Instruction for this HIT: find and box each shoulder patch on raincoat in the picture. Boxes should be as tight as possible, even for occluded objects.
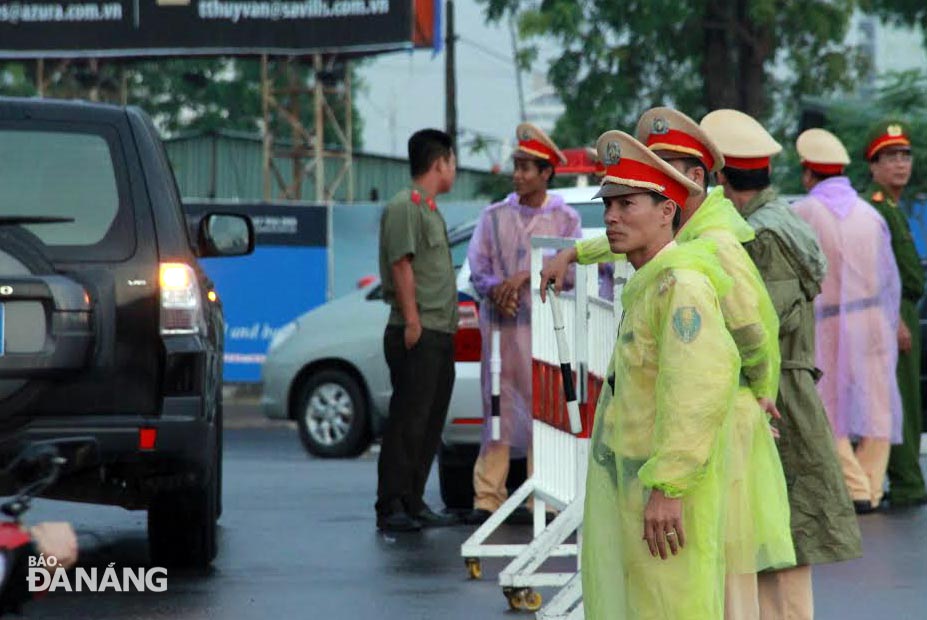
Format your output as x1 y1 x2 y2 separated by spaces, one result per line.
672 306 702 343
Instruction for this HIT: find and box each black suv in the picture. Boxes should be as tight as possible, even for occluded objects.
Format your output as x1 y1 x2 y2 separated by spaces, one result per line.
0 98 253 568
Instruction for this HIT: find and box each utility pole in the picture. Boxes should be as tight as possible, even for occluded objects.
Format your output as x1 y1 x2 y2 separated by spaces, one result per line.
509 15 526 122
445 0 458 152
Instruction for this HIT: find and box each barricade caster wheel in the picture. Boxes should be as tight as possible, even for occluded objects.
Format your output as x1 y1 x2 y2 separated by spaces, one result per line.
504 588 522 611
522 589 543 612
465 558 482 580
504 587 542 611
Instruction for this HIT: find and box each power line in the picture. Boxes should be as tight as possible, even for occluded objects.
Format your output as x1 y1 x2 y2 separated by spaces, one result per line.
457 36 517 67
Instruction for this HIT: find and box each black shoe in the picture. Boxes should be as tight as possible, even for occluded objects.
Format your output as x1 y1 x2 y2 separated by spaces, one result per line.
411 506 458 528
853 500 876 515
463 509 492 525
377 510 422 532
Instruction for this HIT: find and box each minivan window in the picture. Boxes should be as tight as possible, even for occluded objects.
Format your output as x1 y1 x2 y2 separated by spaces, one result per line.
0 129 126 252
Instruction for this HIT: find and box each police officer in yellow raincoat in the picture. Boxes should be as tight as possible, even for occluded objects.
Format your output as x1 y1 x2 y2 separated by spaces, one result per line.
579 130 740 619
543 109 795 617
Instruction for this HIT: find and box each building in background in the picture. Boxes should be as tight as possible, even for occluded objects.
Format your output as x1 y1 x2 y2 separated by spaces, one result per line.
850 15 927 83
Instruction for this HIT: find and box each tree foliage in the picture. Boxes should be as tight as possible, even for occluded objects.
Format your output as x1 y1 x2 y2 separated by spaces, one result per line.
480 0 869 148
780 70 927 198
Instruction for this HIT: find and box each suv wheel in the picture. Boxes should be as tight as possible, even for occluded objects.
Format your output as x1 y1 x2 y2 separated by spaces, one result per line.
148 435 219 568
295 369 369 458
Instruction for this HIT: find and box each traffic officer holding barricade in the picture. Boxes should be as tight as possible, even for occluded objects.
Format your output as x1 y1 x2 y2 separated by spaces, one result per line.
581 129 740 619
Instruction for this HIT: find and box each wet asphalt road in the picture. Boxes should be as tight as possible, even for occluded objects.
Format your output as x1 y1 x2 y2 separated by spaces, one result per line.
15 404 927 619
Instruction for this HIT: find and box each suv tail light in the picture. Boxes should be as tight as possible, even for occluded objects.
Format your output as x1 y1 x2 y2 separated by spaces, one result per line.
453 301 481 362
159 263 203 335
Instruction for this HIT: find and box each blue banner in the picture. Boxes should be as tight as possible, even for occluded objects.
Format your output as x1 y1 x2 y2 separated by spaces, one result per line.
186 201 329 382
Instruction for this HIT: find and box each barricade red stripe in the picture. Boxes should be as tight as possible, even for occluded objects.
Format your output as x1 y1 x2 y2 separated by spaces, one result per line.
531 359 603 438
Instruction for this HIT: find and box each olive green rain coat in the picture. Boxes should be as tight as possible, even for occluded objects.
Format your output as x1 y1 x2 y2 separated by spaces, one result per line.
577 188 795 574
867 184 927 505
582 239 739 620
742 188 862 565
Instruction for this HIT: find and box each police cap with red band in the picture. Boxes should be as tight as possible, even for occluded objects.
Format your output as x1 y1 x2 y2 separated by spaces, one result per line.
592 130 703 208
635 107 725 173
700 109 782 171
864 120 911 161
514 122 568 167
796 128 850 176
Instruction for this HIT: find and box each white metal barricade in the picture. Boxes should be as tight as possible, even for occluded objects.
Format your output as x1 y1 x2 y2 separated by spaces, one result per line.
460 235 630 615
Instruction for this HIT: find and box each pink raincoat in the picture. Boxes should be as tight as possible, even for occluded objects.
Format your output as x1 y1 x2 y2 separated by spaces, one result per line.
793 177 903 442
467 192 581 456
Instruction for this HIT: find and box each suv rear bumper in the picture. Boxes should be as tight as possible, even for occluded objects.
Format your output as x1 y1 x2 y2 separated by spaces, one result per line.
4 396 215 509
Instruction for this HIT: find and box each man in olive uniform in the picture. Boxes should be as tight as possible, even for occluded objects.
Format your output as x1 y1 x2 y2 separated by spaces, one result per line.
701 109 862 620
376 129 459 532
866 120 927 508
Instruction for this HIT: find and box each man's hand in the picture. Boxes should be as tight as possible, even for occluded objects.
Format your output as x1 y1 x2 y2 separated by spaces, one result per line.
29 522 78 570
899 322 913 354
491 271 530 317
539 248 577 302
404 321 422 350
642 489 686 560
757 397 781 420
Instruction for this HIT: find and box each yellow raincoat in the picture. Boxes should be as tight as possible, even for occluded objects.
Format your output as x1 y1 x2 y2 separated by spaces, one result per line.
577 188 795 575
582 239 739 620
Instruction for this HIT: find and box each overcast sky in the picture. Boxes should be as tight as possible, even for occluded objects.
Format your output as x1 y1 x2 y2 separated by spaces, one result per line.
356 1 550 170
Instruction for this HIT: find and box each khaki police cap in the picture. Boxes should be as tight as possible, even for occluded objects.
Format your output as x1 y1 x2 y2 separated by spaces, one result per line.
514 122 568 166
592 130 703 207
796 128 850 167
635 107 725 173
700 109 782 169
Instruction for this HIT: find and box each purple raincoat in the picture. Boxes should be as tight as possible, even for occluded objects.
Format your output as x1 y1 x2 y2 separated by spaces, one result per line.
467 192 581 456
793 177 903 442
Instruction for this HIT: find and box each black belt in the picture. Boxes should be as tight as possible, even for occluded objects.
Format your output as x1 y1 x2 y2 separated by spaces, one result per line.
816 295 882 320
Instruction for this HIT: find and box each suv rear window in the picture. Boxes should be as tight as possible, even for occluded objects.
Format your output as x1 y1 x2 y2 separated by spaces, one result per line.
0 126 135 261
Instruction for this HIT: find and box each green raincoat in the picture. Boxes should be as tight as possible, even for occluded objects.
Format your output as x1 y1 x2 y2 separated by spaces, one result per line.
582 239 739 620
741 187 862 565
577 188 795 574
867 183 927 505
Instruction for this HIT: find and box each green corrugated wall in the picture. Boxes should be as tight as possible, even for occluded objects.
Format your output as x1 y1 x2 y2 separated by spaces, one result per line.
164 130 493 203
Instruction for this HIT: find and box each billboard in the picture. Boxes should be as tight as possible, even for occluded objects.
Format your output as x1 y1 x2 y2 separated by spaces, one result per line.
0 0 439 58
185 201 330 382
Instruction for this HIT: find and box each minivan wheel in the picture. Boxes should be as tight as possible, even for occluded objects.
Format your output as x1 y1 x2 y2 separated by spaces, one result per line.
295 369 370 458
148 438 219 568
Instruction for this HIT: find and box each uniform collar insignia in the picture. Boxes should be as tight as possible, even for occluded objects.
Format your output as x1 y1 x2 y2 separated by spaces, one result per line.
411 189 436 211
